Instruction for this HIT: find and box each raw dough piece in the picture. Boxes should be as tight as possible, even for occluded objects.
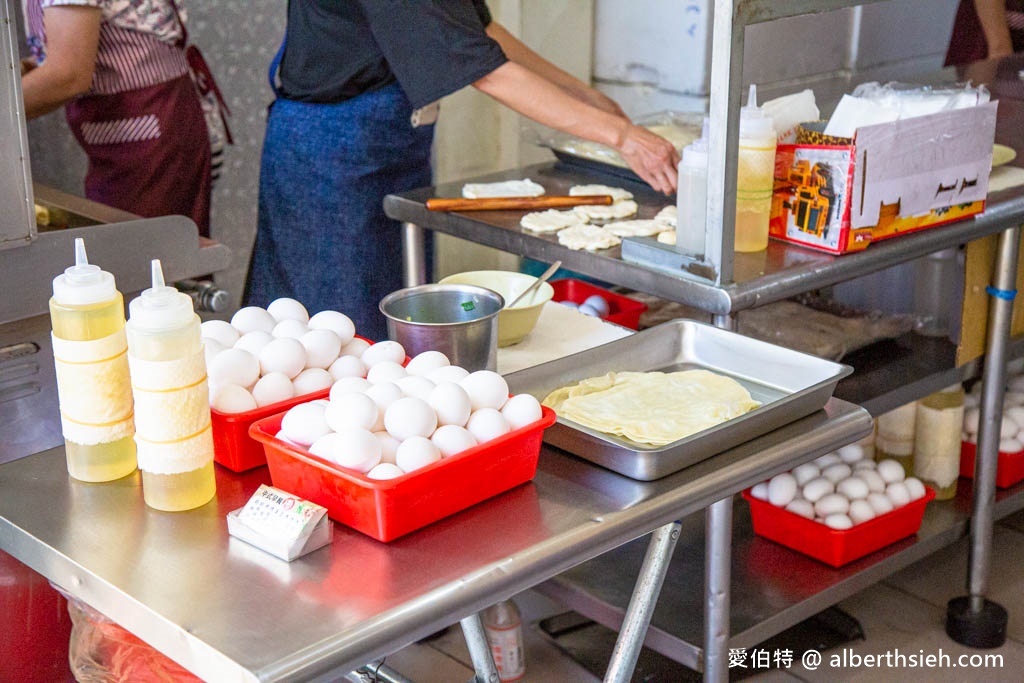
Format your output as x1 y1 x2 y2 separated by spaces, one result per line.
604 219 664 237
462 178 545 199
573 199 638 221
543 369 760 447
557 224 622 251
657 230 676 245
654 205 677 227
520 209 588 234
569 184 634 202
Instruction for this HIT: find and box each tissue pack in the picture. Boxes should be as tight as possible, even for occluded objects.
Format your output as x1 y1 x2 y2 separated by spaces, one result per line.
769 102 997 254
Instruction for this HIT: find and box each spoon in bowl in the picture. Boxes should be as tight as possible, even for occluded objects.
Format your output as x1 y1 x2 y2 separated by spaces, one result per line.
506 260 562 309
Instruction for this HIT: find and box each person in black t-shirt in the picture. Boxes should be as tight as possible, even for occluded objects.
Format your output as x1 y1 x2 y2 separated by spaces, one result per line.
245 1 678 340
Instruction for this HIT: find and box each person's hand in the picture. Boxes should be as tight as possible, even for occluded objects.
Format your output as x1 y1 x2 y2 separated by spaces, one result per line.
617 124 680 195
20 58 37 76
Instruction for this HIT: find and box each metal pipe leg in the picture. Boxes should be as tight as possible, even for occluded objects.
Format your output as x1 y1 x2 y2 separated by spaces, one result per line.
603 521 682 683
402 222 427 287
459 613 500 683
704 496 733 683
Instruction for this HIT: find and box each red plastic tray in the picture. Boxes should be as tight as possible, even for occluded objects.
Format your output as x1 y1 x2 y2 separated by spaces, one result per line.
742 486 935 567
549 279 647 330
960 441 1024 489
249 406 557 542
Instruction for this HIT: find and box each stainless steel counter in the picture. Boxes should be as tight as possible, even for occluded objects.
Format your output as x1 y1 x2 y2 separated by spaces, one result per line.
0 399 869 682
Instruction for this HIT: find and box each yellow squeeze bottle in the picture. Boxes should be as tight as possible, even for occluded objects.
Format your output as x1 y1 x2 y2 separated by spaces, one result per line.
126 260 216 511
735 84 777 253
50 238 137 481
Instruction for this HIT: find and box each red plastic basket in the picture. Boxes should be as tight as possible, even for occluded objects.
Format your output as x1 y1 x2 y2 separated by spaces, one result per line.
549 279 647 329
250 406 557 542
742 486 935 567
960 441 1024 489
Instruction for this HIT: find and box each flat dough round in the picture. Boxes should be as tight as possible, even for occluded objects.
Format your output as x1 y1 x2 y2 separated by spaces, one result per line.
573 199 638 221
462 178 545 199
557 224 621 251
657 229 676 245
993 144 1017 168
654 205 677 227
569 184 634 202
520 209 588 233
604 219 664 237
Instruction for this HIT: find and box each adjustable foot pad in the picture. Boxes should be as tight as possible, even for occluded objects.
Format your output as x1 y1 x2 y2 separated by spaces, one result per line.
946 596 1008 648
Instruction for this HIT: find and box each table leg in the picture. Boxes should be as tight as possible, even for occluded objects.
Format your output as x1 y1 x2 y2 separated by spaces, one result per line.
459 613 500 683
703 496 733 682
947 225 1019 648
603 521 682 683
402 222 427 287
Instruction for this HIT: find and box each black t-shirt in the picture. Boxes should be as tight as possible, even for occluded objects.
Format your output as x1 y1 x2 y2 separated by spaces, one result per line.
280 0 509 108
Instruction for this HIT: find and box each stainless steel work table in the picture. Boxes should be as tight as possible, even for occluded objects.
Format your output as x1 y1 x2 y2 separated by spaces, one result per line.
0 400 869 682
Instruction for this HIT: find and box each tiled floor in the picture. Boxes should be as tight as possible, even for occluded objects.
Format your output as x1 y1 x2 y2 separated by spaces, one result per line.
380 509 1024 682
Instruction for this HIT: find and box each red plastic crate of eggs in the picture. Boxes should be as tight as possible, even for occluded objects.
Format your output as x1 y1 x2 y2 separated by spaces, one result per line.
959 397 1024 489
744 450 934 567
549 279 647 330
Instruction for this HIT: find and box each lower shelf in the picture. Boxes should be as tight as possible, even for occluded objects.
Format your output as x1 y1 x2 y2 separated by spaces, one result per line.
536 478 1024 672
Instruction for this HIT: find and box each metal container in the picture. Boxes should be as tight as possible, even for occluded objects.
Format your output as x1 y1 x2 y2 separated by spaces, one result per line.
505 319 851 480
379 284 504 371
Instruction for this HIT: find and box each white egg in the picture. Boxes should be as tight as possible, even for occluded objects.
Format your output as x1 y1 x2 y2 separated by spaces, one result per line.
272 319 309 339
791 463 820 487
200 319 239 348
231 306 276 335
857 469 887 494
1001 437 1022 453
210 384 257 414
267 297 309 323
965 431 978 444
209 348 261 387
802 477 835 503
202 338 226 368
1006 391 1024 406
251 372 295 407
814 452 842 469
274 430 300 447
367 463 405 480
329 355 368 381
405 350 451 377
427 382 472 427
876 459 906 484
280 402 331 446
329 376 371 400
366 381 404 415
300 329 343 370
866 492 895 516
339 337 371 358
308 310 356 345
577 304 600 317
396 375 437 401
836 476 870 500
259 337 307 379
904 476 927 500
501 394 544 431
234 330 274 357
837 444 865 464
460 371 509 411
853 458 878 471
824 514 853 530
361 340 406 367
384 397 437 440
431 425 479 458
428 364 470 385
814 493 850 518
466 408 511 443
1000 416 1019 439
785 499 815 519
964 393 979 409
886 481 911 508
1009 374 1024 392
767 473 798 507
848 500 876 525
373 431 402 464
325 392 380 432
367 360 408 384
292 368 333 396
559 300 579 310
822 463 853 484
582 294 610 317
1007 406 1024 429
317 427 381 473
395 436 442 473
749 482 770 501
963 407 981 434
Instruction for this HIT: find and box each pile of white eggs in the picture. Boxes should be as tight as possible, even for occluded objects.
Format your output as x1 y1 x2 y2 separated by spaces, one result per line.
202 298 375 413
558 294 610 318
275 349 544 481
749 444 928 530
961 375 1024 453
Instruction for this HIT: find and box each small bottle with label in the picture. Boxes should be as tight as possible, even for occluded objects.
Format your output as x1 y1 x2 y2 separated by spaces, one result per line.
49 238 136 482
126 260 216 511
735 84 777 253
875 401 916 476
676 117 710 258
914 383 965 500
483 599 525 682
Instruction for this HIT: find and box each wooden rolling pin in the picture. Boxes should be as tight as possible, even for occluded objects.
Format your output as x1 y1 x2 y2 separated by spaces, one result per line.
425 194 613 212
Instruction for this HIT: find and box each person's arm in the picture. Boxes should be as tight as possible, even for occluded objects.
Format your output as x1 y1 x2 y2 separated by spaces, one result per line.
473 61 679 194
21 5 101 119
975 0 1014 58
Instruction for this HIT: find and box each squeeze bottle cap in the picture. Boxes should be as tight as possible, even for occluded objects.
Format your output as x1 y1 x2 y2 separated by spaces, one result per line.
128 259 196 331
680 116 710 170
52 238 118 305
739 84 775 139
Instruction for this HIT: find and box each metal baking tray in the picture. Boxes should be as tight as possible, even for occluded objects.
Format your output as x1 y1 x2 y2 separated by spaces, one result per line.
505 319 852 480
